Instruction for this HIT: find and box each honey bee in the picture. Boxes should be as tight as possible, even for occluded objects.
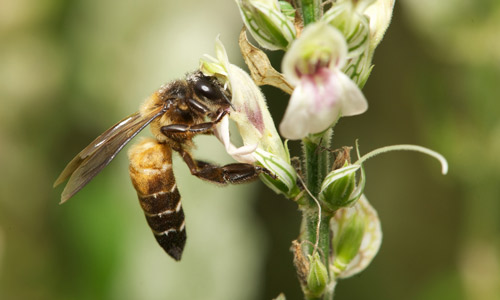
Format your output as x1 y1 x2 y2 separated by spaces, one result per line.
54 71 271 261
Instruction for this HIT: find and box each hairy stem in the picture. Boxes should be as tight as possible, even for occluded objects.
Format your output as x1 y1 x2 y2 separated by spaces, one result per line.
303 132 331 199
300 131 336 300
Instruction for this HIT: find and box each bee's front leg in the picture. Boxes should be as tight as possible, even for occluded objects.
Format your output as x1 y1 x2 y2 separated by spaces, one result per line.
178 149 273 184
160 109 228 135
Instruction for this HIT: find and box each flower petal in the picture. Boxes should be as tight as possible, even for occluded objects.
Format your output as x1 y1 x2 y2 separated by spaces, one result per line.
282 22 348 85
280 68 353 139
202 37 288 162
214 115 258 163
279 83 315 140
336 70 368 116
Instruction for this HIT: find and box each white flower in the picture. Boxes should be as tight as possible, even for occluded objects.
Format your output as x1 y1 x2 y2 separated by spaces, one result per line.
280 22 368 140
200 38 298 196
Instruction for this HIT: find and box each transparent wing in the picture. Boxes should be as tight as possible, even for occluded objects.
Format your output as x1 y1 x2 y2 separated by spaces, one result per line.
54 106 166 203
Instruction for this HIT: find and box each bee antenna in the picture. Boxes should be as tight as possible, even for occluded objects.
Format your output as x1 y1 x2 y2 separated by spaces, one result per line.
222 91 235 110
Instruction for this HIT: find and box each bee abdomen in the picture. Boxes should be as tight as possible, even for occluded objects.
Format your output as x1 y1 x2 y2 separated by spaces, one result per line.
128 138 186 261
139 188 186 261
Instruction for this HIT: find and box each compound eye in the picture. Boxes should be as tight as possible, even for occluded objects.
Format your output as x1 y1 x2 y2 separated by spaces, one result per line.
194 79 221 101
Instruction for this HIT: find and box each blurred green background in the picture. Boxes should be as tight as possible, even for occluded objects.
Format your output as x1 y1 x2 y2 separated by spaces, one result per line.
1 0 499 299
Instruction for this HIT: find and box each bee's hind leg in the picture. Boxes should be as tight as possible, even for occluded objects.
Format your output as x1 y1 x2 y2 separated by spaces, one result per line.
178 150 273 185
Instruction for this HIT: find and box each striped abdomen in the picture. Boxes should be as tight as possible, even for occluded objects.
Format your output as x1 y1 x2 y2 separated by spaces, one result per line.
128 138 186 261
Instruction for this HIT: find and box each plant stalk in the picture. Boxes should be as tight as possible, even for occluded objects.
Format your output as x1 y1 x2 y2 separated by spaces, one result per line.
299 131 336 300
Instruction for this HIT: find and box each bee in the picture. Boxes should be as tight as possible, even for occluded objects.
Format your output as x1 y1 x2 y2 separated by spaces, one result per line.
54 71 271 261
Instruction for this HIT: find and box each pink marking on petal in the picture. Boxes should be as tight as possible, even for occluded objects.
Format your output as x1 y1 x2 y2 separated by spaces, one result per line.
295 66 303 77
244 102 265 134
300 67 340 113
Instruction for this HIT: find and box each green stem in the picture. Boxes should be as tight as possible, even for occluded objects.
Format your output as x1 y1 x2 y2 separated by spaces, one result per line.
300 130 335 300
303 132 331 200
299 0 322 25
302 209 334 300
303 210 331 264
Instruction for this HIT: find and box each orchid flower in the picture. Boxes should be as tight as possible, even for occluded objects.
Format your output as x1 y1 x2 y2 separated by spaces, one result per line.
200 38 299 197
279 22 368 140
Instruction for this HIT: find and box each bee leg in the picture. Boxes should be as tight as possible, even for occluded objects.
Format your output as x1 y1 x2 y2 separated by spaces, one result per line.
178 150 273 184
160 109 228 135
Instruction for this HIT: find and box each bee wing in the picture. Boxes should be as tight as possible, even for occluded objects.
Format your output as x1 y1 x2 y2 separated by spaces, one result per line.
54 106 166 203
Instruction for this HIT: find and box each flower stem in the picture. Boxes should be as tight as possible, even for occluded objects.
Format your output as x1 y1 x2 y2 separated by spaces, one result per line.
299 0 322 25
302 210 333 300
303 132 331 200
300 131 336 300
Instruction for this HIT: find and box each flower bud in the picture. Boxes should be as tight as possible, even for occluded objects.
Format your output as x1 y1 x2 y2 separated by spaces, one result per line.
364 0 395 51
319 162 365 212
331 208 365 274
343 47 373 88
322 0 395 87
321 1 371 87
322 0 371 59
331 195 382 278
278 1 295 21
306 252 329 297
319 163 358 210
236 0 296 50
254 148 299 198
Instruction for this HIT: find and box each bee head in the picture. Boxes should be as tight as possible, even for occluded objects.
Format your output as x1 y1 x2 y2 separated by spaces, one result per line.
190 72 233 109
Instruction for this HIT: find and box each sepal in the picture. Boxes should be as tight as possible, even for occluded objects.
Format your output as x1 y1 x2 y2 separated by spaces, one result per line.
236 0 296 50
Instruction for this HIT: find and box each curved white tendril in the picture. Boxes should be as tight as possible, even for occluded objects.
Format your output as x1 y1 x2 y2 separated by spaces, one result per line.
354 144 448 175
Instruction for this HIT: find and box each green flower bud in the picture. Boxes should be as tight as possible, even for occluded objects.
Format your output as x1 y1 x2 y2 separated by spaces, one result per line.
321 0 395 87
254 148 299 198
319 163 358 211
236 0 296 50
343 47 373 88
321 0 372 87
319 162 365 212
331 195 382 278
322 0 371 59
278 1 295 21
332 209 365 273
306 253 329 297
